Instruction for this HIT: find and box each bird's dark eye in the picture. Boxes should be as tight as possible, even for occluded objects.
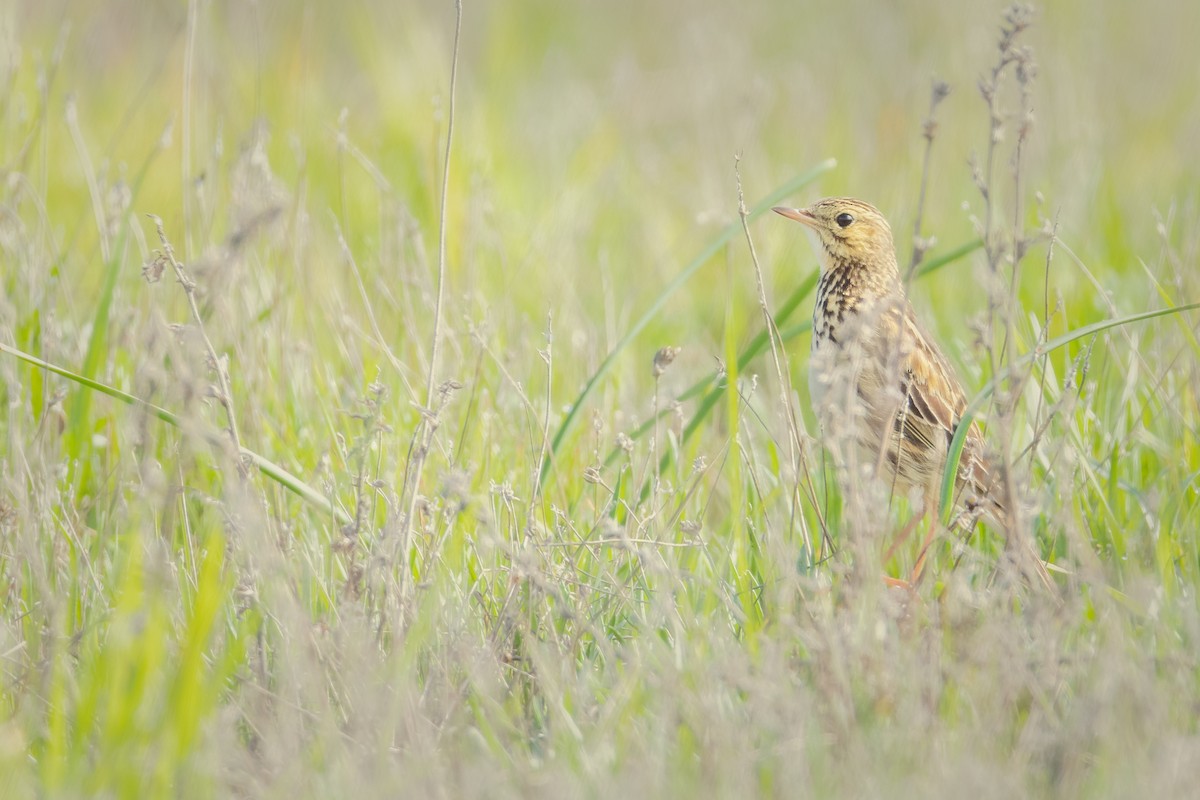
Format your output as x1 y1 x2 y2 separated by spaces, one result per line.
835 212 855 228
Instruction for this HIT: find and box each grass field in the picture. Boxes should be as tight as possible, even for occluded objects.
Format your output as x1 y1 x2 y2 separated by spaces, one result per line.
2 0 1199 796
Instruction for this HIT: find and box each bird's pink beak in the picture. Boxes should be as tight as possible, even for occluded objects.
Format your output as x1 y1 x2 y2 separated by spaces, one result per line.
772 206 819 229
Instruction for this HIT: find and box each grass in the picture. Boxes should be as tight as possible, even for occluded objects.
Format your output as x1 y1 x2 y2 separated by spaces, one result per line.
2 0 1200 797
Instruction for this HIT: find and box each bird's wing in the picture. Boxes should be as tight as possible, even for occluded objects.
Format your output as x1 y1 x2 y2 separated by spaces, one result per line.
894 307 1053 590
895 312 971 444
893 311 998 490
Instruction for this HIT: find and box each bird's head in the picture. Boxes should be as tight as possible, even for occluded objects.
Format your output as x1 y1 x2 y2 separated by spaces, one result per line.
773 197 898 276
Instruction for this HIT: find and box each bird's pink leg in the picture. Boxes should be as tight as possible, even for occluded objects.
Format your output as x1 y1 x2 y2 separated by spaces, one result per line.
908 489 943 586
883 508 925 563
881 505 929 589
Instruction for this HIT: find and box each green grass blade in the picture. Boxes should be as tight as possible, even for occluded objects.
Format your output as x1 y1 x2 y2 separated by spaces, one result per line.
1 342 350 525
540 158 838 482
2 342 180 426
939 300 1200 522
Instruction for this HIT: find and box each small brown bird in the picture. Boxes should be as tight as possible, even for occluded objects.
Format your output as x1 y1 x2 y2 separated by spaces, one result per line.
774 197 1050 588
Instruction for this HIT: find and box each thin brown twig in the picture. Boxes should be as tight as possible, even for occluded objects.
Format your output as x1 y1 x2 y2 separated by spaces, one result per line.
998 9 1037 540
396 0 464 615
906 78 951 283
148 214 246 473
734 155 825 560
968 4 1051 589
426 0 462 414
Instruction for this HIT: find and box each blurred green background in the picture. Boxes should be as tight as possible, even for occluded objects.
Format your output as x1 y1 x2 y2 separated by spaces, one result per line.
8 0 1199 335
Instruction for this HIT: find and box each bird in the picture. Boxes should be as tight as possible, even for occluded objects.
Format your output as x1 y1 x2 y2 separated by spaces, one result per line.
773 197 1051 590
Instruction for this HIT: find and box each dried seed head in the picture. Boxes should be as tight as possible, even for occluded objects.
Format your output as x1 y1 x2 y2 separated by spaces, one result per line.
142 253 168 283
489 480 519 505
105 181 132 237
1016 52 1037 86
931 79 951 104
652 346 681 378
439 468 470 513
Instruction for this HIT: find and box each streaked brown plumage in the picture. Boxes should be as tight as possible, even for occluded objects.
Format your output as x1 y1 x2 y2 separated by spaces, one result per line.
774 197 1050 588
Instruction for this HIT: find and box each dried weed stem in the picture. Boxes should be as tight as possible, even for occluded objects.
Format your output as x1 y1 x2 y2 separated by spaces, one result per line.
147 215 246 473
906 78 951 282
735 155 823 560
396 0 464 617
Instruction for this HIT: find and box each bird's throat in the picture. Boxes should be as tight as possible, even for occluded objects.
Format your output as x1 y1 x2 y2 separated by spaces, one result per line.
812 257 901 346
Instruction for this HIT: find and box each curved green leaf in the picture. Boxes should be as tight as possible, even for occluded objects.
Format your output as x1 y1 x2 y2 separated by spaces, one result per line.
0 342 349 525
939 300 1200 521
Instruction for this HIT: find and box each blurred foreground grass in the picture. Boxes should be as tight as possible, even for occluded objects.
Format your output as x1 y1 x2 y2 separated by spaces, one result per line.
1 0 1199 796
